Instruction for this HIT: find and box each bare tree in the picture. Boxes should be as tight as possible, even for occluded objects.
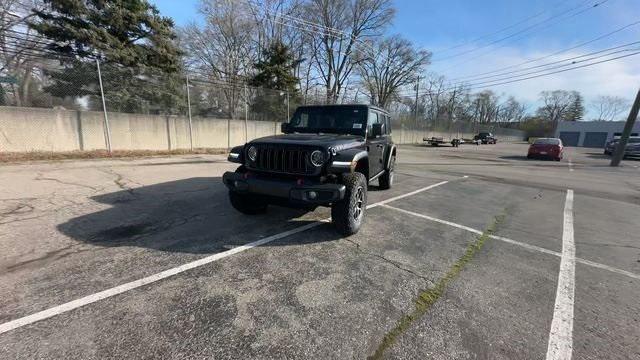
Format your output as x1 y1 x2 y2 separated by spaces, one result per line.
245 0 303 51
499 96 527 123
1 0 46 106
536 90 578 125
471 90 500 124
422 74 446 127
181 0 257 118
356 35 430 108
306 0 394 103
590 95 629 121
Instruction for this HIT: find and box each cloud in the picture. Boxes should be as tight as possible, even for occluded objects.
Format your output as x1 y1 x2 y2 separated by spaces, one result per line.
431 46 640 119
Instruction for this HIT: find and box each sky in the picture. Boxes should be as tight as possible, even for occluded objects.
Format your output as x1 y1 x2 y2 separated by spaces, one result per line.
151 0 640 119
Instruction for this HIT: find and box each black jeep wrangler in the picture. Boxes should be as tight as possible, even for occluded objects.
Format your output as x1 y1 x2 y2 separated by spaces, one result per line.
223 104 396 235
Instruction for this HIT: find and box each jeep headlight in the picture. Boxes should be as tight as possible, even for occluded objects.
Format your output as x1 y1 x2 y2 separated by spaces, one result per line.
310 150 325 167
247 146 257 162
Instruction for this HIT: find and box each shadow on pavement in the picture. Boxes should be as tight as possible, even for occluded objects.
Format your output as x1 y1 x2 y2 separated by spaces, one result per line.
58 177 337 254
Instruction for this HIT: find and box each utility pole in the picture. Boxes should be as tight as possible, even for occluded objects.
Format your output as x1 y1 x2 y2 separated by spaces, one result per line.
414 76 420 143
185 75 194 151
610 88 640 167
286 91 290 120
244 84 249 143
96 59 112 154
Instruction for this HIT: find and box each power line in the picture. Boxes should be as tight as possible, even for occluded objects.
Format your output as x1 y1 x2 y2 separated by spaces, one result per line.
438 40 640 85
433 0 565 54
462 46 639 87
432 0 609 63
402 49 640 97
463 50 640 91
239 0 381 61
396 41 640 95
448 19 640 82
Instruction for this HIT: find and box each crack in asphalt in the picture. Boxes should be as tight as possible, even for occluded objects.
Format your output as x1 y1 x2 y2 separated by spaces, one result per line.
1 243 97 274
34 172 100 191
98 168 142 196
343 238 438 284
0 203 34 217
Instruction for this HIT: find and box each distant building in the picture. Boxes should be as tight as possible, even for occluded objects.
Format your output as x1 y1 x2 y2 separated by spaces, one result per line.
554 120 640 148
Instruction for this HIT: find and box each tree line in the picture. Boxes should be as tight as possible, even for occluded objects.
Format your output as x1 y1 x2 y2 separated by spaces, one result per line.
0 0 632 134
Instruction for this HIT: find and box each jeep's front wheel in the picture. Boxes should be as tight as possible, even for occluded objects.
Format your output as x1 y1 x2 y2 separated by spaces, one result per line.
332 172 367 235
378 155 395 190
229 191 268 215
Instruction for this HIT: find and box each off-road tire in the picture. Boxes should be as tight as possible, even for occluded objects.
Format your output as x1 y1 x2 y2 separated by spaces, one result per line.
332 172 367 235
229 191 268 215
378 155 395 190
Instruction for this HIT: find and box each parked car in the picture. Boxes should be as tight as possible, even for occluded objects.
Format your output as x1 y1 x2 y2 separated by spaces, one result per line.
604 137 640 156
223 104 396 235
474 132 497 144
527 138 563 161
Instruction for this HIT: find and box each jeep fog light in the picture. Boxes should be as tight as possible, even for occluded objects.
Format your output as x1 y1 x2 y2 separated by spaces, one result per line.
310 150 325 167
247 146 257 161
308 191 317 199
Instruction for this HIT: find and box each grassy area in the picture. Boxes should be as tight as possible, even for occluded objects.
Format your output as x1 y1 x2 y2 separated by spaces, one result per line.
0 148 227 163
370 211 507 359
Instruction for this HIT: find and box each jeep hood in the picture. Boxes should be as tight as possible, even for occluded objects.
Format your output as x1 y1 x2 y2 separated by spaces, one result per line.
249 133 364 150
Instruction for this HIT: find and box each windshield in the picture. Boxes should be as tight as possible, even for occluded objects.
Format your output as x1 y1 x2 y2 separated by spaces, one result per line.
534 138 561 145
287 106 367 136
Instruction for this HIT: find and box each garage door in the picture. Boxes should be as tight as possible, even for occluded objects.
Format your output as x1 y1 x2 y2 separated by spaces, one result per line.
559 132 580 147
583 132 608 148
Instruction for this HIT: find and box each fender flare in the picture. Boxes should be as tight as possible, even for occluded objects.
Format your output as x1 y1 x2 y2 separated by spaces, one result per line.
329 150 368 174
385 145 397 170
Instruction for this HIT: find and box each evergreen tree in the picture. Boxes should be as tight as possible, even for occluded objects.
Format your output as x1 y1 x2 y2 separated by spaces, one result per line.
565 91 584 121
30 0 184 114
248 41 301 121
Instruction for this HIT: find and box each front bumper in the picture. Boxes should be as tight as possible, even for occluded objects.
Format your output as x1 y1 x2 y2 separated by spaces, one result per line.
222 171 346 205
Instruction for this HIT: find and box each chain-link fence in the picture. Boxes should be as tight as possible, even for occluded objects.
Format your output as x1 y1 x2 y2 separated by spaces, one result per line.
0 57 296 153
0 56 524 154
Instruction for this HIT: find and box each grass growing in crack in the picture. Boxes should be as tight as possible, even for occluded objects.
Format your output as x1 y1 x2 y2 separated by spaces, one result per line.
369 212 507 360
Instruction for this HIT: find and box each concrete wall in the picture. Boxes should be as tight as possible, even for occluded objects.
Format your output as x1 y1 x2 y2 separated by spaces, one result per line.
555 120 640 147
0 107 283 152
0 106 524 152
391 128 524 144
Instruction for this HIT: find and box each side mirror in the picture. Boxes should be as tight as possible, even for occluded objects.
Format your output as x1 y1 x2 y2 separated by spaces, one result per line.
281 122 291 133
371 123 384 138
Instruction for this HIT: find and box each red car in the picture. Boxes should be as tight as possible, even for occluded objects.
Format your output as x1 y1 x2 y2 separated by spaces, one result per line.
527 138 563 161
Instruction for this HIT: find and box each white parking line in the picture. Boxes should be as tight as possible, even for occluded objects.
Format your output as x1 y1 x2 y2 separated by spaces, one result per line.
381 204 639 281
546 189 575 360
568 158 574 172
0 177 459 335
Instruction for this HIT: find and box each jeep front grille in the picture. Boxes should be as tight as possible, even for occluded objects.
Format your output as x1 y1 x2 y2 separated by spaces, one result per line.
251 146 311 175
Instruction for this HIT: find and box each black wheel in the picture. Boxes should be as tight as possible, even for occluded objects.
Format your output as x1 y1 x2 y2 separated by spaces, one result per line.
331 172 367 236
229 191 268 215
378 155 395 190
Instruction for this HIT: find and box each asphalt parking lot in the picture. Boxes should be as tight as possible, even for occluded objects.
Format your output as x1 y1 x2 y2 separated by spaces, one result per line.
1 142 639 359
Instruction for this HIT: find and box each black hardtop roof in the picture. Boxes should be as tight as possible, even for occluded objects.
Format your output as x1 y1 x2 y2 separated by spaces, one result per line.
296 104 389 115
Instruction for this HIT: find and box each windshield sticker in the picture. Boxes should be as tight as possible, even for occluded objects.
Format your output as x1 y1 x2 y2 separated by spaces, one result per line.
353 123 362 129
